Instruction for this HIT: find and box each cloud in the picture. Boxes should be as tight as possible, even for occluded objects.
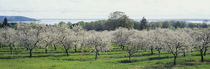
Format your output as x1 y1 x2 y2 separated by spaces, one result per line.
0 0 210 19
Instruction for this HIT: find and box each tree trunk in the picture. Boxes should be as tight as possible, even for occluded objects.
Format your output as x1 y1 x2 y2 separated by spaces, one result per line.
174 55 177 65
144 49 147 52
13 44 16 50
122 46 125 50
45 48 48 53
204 47 208 56
74 45 77 53
158 50 161 59
200 49 204 62
97 52 100 55
183 51 186 57
95 50 99 60
9 44 13 54
129 53 132 62
29 49 33 57
173 46 179 65
65 49 69 56
54 45 57 51
151 48 154 55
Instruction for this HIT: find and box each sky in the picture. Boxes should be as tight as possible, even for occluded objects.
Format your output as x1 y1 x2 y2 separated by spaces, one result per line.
0 0 210 19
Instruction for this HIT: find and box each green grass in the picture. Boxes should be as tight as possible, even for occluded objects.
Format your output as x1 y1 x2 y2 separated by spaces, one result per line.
0 46 209 69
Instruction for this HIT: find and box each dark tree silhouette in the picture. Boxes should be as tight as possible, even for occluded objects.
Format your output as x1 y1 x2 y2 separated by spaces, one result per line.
140 17 148 30
3 17 8 27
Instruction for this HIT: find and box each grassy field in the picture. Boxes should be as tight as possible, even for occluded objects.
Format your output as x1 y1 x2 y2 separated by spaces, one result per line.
0 46 209 69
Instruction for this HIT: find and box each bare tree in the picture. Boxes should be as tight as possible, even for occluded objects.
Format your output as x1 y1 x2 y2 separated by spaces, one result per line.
109 11 125 20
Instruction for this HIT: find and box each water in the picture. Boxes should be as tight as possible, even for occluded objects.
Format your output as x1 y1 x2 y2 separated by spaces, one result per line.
9 19 210 25
39 19 105 25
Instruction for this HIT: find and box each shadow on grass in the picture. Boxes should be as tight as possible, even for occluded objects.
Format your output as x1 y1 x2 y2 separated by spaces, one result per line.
145 62 175 69
58 58 95 61
105 53 165 59
0 54 66 59
119 52 210 64
0 50 10 52
119 56 172 63
144 60 210 69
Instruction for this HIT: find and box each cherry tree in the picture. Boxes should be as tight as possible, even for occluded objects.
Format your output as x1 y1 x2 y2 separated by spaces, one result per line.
147 29 167 59
165 29 193 65
17 23 46 57
181 28 195 57
78 29 90 53
145 30 155 55
40 27 58 53
51 27 63 51
126 30 146 62
191 29 210 62
0 27 17 54
57 27 76 56
72 25 83 52
113 28 146 62
86 30 112 60
113 28 131 50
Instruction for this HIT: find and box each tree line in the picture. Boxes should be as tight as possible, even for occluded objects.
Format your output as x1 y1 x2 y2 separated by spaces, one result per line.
0 11 208 30
53 11 208 31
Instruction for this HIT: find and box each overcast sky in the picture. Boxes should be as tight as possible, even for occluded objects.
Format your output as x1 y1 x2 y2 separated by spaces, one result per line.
0 0 210 19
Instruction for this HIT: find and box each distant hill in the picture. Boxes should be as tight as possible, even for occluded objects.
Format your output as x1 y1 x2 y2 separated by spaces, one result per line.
0 16 39 22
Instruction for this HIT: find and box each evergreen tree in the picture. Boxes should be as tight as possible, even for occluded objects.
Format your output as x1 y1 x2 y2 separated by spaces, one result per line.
201 23 208 28
3 17 8 27
67 22 73 29
140 17 148 30
162 21 171 28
